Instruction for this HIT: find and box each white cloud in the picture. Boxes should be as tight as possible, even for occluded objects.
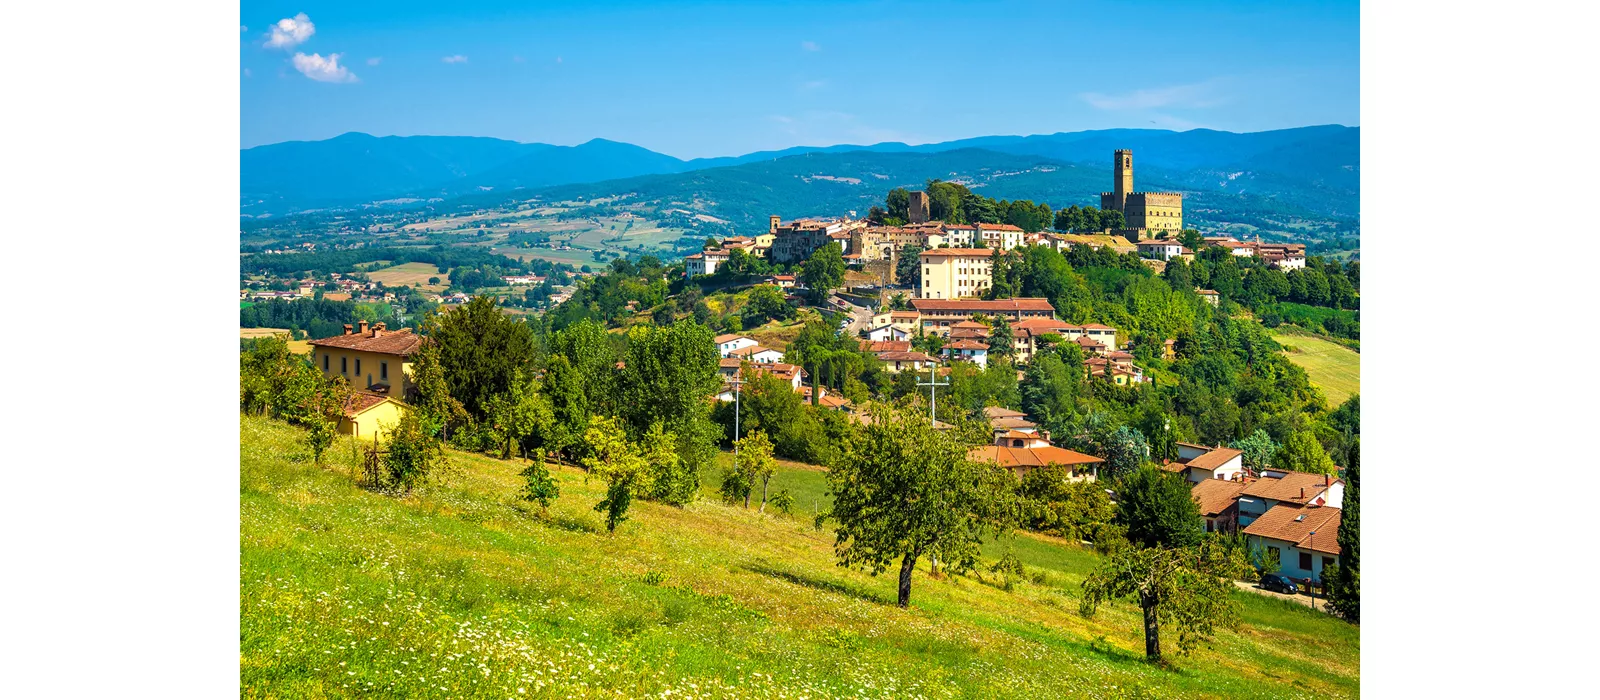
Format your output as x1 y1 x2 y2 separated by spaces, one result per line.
292 52 357 83
555 56 563 64
799 79 827 91
442 54 468 64
264 13 316 50
243 68 252 78
1080 80 1227 111
366 57 382 66
240 25 248 32
800 41 820 52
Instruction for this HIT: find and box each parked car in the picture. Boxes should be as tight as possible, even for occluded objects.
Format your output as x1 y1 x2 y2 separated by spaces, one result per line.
1259 573 1299 595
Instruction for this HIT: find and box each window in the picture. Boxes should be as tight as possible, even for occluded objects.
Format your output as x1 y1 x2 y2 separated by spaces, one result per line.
1323 556 1336 571
341 357 347 374
1299 552 1313 571
1206 520 1215 533
381 362 388 381
355 359 362 376
323 354 329 371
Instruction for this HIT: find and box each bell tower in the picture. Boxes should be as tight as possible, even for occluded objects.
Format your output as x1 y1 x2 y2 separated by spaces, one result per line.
1112 149 1133 212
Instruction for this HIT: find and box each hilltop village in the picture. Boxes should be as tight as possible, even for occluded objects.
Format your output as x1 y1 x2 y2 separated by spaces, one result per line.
241 147 1360 683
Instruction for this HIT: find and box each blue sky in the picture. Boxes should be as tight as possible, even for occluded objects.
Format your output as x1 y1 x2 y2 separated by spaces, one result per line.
240 0 1358 157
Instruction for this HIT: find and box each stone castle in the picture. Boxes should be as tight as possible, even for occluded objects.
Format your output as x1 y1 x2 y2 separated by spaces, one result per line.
1100 149 1183 241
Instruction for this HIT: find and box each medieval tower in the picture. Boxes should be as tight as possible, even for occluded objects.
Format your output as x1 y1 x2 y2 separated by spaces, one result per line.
1100 148 1184 241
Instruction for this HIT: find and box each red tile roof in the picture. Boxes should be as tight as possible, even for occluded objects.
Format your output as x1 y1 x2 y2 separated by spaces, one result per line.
1191 478 1250 517
859 340 913 353
1187 447 1244 472
714 333 753 344
309 328 424 357
1241 471 1341 506
943 339 989 350
1243 505 1343 555
342 392 392 417
876 351 938 362
983 407 1027 419
969 445 1103 469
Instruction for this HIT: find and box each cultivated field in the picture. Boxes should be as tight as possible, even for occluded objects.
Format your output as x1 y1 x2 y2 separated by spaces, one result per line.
239 328 310 354
242 415 1359 698
1272 331 1360 406
367 262 450 291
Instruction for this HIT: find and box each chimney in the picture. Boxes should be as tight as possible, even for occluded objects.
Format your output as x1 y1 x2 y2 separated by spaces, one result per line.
373 322 386 334
1325 473 1332 487
1299 487 1306 500
343 323 354 335
357 320 368 336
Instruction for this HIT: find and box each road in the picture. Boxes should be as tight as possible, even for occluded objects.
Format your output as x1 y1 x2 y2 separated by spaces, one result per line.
1233 580 1327 611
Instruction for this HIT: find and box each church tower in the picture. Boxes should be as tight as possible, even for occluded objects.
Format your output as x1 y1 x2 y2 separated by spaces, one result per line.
1112 149 1133 213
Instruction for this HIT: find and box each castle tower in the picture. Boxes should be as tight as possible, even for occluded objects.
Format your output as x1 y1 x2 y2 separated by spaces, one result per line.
908 191 931 224
1112 149 1133 213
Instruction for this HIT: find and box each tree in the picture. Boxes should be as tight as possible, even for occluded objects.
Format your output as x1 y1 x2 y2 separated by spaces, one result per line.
986 314 1015 364
1325 440 1360 623
1079 541 1241 663
617 321 722 504
1115 465 1203 549
726 430 778 509
426 296 538 418
1276 430 1337 475
1230 429 1279 474
800 242 846 304
543 319 619 461
303 379 350 465
1094 424 1150 481
1100 209 1126 230
825 405 1015 607
485 370 552 460
519 460 560 511
380 408 444 495
1019 468 1116 541
580 415 652 533
744 284 793 326
885 187 911 221
894 244 922 288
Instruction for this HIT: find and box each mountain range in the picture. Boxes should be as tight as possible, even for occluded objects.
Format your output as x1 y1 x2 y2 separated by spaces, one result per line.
240 126 1359 224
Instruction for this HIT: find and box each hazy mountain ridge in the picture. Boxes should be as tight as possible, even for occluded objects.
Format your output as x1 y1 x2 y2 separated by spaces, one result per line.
241 126 1358 219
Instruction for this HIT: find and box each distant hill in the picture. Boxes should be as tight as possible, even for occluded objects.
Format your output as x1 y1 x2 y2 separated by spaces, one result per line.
241 134 697 213
241 126 1358 219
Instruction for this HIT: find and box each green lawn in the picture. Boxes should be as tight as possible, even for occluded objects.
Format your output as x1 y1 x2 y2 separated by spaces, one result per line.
242 415 1359 698
1272 331 1360 406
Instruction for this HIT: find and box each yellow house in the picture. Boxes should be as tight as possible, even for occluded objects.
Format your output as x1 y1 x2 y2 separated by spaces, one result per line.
309 321 425 396
338 393 409 441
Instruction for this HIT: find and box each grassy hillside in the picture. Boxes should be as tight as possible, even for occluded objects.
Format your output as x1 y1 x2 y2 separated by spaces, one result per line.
1271 330 1361 406
242 415 1358 698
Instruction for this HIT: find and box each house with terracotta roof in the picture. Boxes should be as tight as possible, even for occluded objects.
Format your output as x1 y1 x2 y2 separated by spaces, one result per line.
1237 469 1345 527
1243 504 1343 584
714 334 759 358
1191 478 1251 534
866 324 911 342
1162 443 1246 484
974 222 1025 250
1197 289 1220 306
309 321 425 396
969 444 1103 481
716 361 807 401
729 345 785 364
993 430 1049 449
941 338 989 368
858 339 912 354
876 350 939 373
917 248 994 300
337 393 409 442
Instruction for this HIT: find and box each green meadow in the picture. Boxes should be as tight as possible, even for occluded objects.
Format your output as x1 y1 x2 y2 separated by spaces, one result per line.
242 415 1358 698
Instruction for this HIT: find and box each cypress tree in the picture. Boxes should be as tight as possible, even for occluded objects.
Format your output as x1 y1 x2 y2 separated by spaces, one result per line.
1326 440 1360 623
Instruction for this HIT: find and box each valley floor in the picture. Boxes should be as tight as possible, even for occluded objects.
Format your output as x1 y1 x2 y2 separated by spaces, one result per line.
241 415 1359 699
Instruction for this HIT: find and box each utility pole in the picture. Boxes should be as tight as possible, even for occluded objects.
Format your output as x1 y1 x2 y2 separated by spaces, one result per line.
917 364 949 427
729 375 745 473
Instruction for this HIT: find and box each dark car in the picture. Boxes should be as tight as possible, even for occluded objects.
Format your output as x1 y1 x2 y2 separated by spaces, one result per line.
1259 573 1300 595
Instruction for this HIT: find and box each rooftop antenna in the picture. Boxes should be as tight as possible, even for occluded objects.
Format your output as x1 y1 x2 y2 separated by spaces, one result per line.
917 364 950 427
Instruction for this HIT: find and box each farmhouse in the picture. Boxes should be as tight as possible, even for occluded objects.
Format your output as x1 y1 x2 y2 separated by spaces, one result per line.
309 321 425 396
1243 504 1343 584
941 338 990 368
876 350 939 373
684 249 729 277
866 324 911 342
729 345 785 364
